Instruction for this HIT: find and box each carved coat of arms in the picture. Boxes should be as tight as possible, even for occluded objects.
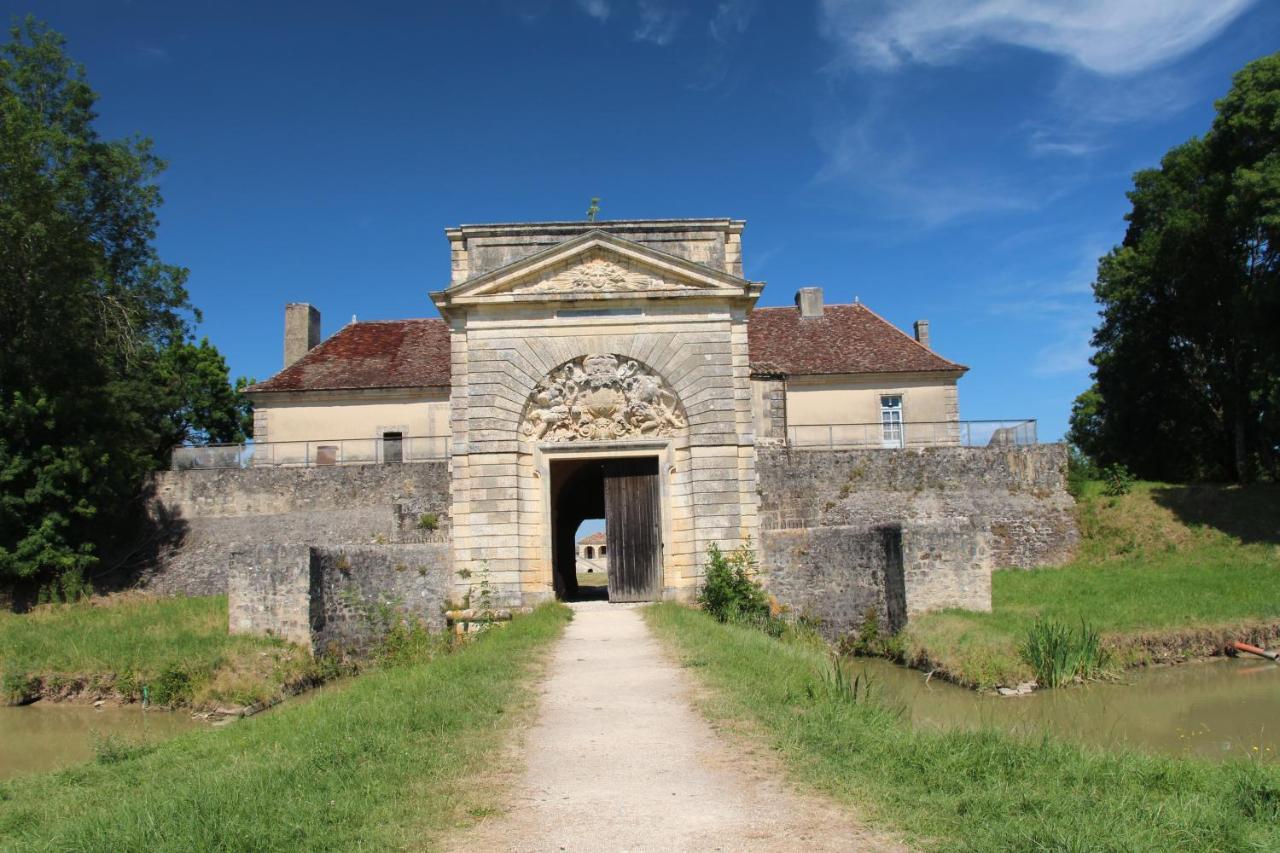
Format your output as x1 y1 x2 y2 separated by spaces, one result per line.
522 354 686 441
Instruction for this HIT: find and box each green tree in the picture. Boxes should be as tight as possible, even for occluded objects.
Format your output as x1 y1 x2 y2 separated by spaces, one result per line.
1084 52 1280 482
0 19 249 586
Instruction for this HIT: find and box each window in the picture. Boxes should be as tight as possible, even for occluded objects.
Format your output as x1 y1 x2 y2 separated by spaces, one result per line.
880 395 904 448
382 431 403 464
584 546 595 559
599 545 606 556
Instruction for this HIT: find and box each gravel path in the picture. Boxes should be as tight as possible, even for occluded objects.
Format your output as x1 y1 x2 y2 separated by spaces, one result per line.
446 602 901 852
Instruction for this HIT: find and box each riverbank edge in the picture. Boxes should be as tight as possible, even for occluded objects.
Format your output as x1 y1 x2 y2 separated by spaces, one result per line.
644 602 1280 851
2 669 327 717
884 618 1280 693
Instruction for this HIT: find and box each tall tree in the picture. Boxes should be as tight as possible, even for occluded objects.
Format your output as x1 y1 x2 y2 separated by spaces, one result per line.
0 19 249 586
1073 52 1280 483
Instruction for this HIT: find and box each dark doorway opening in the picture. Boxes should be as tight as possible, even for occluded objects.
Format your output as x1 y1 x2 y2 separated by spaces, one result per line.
549 457 662 603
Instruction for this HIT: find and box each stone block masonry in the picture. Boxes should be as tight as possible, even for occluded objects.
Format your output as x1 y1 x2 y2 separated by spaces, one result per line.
228 543 452 655
142 461 451 596
756 444 1076 637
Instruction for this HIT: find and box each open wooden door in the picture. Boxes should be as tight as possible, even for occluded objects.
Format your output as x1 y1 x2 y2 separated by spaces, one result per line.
604 457 662 602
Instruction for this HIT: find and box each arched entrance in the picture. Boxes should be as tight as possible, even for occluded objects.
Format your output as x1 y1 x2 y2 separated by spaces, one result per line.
549 455 662 603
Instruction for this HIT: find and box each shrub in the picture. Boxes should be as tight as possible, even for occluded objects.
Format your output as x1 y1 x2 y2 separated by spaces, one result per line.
2 671 37 705
147 663 195 706
1102 463 1135 497
1066 445 1098 499
698 542 769 623
417 512 439 531
375 618 454 668
1020 617 1109 688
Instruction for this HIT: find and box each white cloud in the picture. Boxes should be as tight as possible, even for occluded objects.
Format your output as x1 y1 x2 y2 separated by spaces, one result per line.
635 2 687 46
820 0 1256 76
709 0 756 43
576 0 611 23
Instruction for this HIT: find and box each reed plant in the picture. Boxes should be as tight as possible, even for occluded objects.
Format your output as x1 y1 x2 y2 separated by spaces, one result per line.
1020 617 1109 688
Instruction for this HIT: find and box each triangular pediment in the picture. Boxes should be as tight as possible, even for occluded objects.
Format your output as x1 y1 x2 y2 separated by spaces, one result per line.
432 230 760 308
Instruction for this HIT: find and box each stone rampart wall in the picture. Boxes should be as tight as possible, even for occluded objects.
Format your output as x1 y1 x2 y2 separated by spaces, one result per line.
142 462 451 596
756 445 1076 637
228 543 452 654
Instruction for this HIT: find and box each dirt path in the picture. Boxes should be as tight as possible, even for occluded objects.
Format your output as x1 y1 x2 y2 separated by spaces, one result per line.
445 602 901 852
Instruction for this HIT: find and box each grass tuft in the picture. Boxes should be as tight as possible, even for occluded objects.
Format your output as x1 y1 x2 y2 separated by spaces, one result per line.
1020 617 1109 688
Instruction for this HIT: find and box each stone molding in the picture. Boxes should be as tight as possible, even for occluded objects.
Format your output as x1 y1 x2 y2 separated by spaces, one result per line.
512 251 698 295
521 353 687 442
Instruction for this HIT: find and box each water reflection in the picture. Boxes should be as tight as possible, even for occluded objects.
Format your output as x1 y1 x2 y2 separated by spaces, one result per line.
856 656 1280 762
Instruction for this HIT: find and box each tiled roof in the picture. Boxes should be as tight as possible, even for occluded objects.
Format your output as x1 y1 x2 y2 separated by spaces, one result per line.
747 304 966 377
247 319 451 393
577 531 607 545
249 302 964 394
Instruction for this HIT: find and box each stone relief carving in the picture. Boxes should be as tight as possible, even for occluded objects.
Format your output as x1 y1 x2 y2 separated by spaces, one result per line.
511 253 698 295
522 354 686 441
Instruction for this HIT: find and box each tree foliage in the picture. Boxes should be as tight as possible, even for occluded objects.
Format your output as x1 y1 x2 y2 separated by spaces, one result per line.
0 19 250 584
1072 52 1280 482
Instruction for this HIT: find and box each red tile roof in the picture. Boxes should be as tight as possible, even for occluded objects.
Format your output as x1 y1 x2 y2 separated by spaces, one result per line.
747 303 966 377
577 531 607 545
248 302 964 394
247 319 451 393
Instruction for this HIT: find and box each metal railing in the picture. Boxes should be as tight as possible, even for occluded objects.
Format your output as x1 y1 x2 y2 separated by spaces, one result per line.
784 419 1037 450
171 435 450 470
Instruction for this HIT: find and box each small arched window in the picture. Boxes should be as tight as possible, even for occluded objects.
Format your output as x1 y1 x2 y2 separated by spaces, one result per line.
599 545 606 556
584 546 594 559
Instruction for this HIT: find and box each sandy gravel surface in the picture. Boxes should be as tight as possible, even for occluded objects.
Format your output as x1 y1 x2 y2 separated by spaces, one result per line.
445 602 902 852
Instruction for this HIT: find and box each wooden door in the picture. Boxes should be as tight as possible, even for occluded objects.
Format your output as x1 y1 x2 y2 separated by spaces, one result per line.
604 457 662 602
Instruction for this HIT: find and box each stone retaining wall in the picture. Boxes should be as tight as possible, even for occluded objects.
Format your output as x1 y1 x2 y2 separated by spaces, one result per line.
228 543 452 654
141 462 451 596
756 445 1076 637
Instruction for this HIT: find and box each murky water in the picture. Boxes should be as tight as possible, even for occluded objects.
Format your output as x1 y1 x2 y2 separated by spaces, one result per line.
0 703 205 780
1 658 1276 781
856 656 1280 762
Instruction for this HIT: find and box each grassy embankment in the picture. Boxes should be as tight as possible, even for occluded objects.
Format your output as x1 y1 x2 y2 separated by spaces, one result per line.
647 603 1280 851
902 481 1280 688
1 595 327 709
0 602 571 850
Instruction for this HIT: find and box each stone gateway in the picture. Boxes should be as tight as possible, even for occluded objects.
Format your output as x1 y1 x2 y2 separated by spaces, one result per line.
151 218 1076 651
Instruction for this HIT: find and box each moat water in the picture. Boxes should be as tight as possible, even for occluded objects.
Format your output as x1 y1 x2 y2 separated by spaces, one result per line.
858 655 1280 762
1 658 1277 780
0 703 204 780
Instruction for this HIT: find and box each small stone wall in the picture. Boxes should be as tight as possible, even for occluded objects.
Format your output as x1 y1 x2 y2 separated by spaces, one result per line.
756 444 1076 637
140 462 451 596
228 543 452 654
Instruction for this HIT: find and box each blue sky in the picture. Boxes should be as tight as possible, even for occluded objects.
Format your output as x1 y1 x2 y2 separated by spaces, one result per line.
20 0 1280 441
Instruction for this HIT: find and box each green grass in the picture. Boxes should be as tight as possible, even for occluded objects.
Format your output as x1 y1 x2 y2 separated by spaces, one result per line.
0 594 320 708
0 602 571 851
903 481 1280 688
646 602 1280 851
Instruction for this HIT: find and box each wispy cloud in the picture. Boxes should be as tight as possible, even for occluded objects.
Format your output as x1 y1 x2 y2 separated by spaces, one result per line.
988 243 1105 376
813 94 1051 225
135 45 170 64
576 0 611 23
820 0 1256 76
709 0 756 43
810 0 1256 226
634 2 687 46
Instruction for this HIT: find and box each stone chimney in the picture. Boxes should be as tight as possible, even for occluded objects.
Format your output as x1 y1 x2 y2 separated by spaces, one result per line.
795 287 824 319
284 303 321 368
913 319 931 349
